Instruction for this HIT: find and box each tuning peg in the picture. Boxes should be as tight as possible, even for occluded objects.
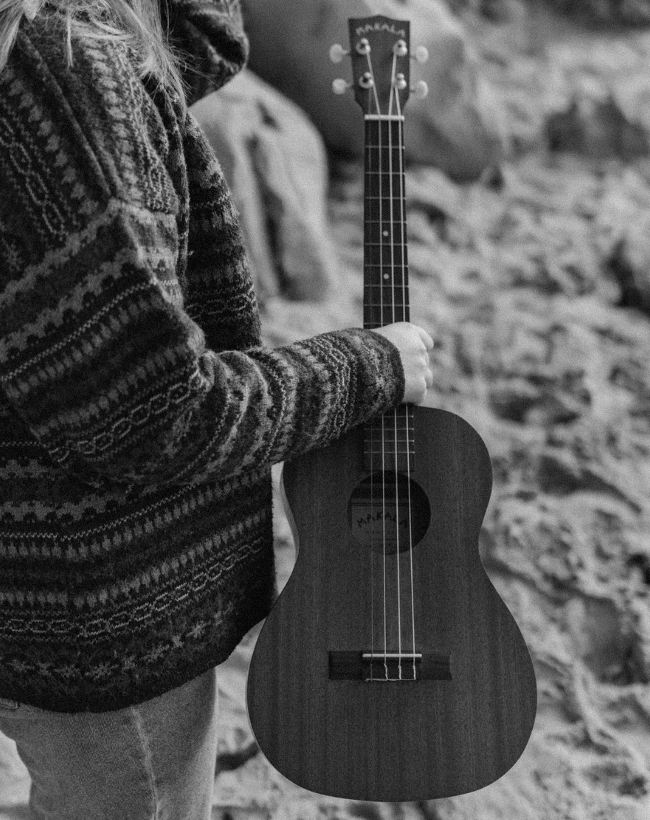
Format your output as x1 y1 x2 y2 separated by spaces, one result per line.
329 43 349 63
332 78 351 95
356 38 371 55
411 80 429 99
411 46 429 64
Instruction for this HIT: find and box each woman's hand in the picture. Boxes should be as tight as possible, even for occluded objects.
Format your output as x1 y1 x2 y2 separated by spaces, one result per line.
371 322 434 406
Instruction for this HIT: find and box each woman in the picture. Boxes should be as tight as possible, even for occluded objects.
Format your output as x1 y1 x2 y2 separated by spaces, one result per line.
0 1 434 817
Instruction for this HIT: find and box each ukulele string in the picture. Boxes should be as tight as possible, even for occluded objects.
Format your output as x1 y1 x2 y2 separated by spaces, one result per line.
376 71 389 682
387 58 403 679
369 171 376 681
394 79 417 681
365 49 387 680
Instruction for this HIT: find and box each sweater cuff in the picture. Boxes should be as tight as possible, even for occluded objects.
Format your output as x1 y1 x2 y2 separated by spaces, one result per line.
338 327 405 419
297 326 406 437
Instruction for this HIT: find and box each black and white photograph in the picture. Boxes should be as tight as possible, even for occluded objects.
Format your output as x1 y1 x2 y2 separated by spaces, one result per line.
0 0 649 818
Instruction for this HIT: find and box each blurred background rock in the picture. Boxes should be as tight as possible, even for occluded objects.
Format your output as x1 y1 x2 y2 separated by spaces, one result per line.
191 0 650 310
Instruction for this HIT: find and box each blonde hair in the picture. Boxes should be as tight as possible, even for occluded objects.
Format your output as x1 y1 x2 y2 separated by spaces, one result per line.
0 0 186 108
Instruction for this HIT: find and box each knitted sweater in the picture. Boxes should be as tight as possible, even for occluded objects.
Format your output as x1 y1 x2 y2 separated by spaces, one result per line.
0 1 405 712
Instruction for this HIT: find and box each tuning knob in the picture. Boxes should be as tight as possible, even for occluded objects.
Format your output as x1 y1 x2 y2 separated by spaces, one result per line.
412 46 429 64
411 80 429 100
356 38 371 55
332 78 351 95
329 43 349 63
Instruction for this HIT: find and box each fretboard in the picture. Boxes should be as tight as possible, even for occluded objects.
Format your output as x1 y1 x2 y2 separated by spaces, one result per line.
362 117 414 474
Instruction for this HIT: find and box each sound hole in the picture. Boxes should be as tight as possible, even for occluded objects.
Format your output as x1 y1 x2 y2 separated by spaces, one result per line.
347 471 430 554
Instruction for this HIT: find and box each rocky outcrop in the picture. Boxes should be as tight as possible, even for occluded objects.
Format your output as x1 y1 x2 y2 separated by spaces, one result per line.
190 70 338 303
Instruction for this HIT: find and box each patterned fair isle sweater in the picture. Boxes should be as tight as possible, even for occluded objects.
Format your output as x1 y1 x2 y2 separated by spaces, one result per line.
0 1 405 712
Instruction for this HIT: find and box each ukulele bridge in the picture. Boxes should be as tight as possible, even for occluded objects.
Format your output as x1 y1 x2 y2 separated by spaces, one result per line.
328 651 452 681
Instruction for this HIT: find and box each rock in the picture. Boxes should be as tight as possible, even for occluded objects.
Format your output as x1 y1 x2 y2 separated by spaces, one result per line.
241 0 505 181
539 0 650 28
605 239 650 316
190 70 338 303
545 95 650 160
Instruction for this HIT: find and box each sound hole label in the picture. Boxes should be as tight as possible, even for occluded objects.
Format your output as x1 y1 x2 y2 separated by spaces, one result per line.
347 471 430 553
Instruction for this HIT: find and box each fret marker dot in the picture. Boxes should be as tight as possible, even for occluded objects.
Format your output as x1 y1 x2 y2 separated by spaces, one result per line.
384 273 389 279
383 230 389 237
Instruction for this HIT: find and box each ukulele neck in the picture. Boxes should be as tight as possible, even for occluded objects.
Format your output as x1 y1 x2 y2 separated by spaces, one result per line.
362 115 414 474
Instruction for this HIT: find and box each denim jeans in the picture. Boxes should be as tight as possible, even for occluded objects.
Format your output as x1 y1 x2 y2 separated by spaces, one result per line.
0 667 219 820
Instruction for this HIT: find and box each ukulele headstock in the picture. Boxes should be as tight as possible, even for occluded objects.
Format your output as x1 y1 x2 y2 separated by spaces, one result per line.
330 15 429 117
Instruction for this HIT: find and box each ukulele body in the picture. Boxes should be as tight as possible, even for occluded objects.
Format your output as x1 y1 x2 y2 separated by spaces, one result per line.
247 406 537 801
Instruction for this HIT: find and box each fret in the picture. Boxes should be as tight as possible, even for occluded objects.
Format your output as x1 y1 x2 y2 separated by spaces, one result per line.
364 278 408 291
364 286 409 303
364 170 404 179
364 436 415 443
363 301 410 312
364 431 414 436
363 265 407 273
364 231 406 242
363 445 415 451
364 278 410 288
363 287 409 296
364 426 415 436
365 168 406 175
364 241 407 248
364 288 409 298
364 144 404 150
364 429 415 436
364 298 409 308
362 438 415 448
363 319 409 329
364 315 409 325
364 443 415 450
364 451 415 457
363 303 411 311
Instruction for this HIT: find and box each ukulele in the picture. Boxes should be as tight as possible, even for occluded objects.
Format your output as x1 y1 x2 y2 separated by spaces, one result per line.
247 15 537 802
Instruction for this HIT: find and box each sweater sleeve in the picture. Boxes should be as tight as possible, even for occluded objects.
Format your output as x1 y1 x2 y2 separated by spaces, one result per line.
0 24 404 490
162 0 249 106
0 197 404 489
